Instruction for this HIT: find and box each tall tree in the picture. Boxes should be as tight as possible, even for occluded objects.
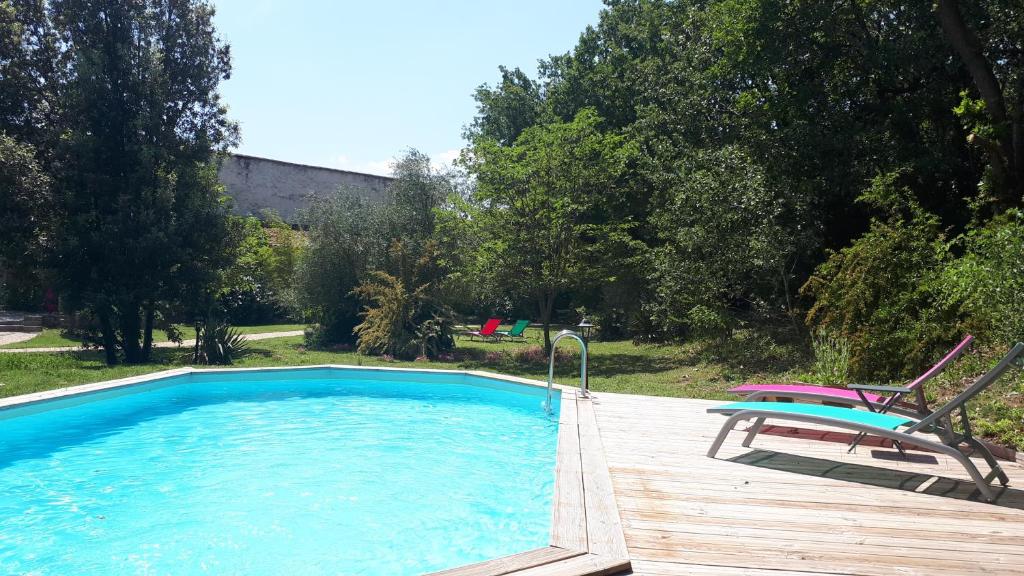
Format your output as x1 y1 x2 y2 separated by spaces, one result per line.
0 134 49 307
936 0 1024 210
0 0 59 309
466 66 546 146
0 0 59 145
465 108 639 351
50 0 237 364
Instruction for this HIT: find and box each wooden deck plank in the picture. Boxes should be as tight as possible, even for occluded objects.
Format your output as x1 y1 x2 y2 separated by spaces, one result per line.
628 559 853 576
427 547 584 576
587 392 1024 576
550 392 587 551
576 397 630 560
511 553 630 576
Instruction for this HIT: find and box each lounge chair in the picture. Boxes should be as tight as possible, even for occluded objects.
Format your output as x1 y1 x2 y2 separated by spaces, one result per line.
496 319 530 342
462 318 502 341
729 335 974 416
706 342 1024 502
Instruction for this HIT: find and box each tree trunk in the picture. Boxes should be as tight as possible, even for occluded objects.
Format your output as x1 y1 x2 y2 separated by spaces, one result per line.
119 303 143 364
141 305 155 361
193 322 202 363
97 306 119 366
538 289 556 354
935 0 1021 207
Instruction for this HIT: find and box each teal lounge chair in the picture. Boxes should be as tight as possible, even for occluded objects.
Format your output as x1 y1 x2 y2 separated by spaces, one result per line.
496 319 530 342
706 343 1024 502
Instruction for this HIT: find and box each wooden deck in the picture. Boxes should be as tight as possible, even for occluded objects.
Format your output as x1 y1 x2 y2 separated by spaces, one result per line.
589 393 1024 576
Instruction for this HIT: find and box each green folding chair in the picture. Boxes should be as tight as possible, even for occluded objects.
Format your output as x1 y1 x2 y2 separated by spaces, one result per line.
495 319 530 342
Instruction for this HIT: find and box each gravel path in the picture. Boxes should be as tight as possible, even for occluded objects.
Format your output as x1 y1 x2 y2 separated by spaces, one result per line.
0 330 305 354
0 332 38 347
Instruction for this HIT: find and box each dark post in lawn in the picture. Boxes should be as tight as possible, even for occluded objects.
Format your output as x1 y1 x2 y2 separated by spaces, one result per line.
577 318 594 395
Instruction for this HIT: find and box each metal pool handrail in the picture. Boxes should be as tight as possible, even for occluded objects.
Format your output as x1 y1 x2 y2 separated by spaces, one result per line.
545 329 588 414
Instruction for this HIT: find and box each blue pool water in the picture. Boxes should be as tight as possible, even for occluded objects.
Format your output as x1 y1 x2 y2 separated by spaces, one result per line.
0 368 560 575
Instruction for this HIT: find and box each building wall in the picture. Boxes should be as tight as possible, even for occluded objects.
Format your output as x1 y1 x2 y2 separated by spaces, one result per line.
218 154 392 222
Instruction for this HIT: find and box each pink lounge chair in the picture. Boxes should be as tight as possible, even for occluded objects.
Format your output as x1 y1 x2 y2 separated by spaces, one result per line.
730 334 974 416
463 318 502 341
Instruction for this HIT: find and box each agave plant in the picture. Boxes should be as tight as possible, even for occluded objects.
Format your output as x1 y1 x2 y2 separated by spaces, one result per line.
194 321 249 365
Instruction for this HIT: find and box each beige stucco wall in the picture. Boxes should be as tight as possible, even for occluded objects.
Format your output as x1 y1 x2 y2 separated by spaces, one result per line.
218 154 392 222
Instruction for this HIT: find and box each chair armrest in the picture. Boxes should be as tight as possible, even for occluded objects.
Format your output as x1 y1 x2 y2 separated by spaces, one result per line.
847 383 914 394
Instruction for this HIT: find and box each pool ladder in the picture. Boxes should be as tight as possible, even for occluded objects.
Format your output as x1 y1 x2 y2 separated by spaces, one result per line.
545 330 589 414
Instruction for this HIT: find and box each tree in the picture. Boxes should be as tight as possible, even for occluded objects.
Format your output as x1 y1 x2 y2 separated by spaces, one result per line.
464 108 639 352
50 0 237 365
466 66 546 146
935 0 1024 210
0 0 59 146
0 134 49 308
468 0 1008 339
650 146 801 339
299 149 454 347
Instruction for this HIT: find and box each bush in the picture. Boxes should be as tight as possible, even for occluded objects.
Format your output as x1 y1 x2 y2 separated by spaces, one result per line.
810 331 852 385
802 173 953 379
220 214 304 325
351 242 455 360
298 193 390 346
193 320 249 365
934 210 1024 345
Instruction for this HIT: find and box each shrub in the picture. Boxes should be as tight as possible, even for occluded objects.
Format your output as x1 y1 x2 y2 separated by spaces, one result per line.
802 173 953 379
298 193 390 346
351 242 455 360
352 272 418 358
220 214 304 325
933 210 1024 345
193 321 249 365
810 331 852 386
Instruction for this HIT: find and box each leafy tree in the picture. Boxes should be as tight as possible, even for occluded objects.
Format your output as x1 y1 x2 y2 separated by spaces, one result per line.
464 108 640 351
299 149 454 347
936 0 1024 210
219 214 303 324
466 66 546 146
469 0 1017 341
49 0 236 364
649 146 801 339
0 133 49 308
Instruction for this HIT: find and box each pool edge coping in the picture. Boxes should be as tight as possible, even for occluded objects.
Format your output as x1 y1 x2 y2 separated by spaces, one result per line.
0 365 631 576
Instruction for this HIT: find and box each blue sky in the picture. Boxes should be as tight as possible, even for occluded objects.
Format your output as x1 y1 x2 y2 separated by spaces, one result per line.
212 0 604 175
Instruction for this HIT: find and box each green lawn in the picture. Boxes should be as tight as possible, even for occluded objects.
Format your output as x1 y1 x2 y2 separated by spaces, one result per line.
0 326 810 399
0 326 1020 448
0 323 307 349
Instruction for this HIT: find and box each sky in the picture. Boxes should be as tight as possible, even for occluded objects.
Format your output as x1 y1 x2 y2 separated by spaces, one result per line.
212 0 605 176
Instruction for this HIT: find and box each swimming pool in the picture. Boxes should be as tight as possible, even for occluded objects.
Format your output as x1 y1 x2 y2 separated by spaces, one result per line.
0 367 561 575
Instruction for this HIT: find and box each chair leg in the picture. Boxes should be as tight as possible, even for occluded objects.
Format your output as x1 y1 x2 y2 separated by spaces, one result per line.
945 447 1000 502
742 417 766 448
964 437 1010 486
707 414 746 458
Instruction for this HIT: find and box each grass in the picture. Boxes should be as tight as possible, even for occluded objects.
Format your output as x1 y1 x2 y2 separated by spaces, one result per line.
0 324 1020 448
0 325 810 400
0 323 307 349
